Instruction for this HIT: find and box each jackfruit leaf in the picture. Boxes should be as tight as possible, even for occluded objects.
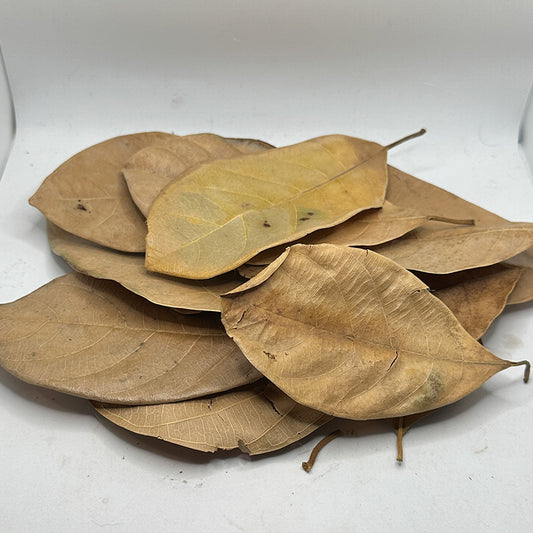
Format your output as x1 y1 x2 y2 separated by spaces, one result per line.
29 132 175 252
431 267 521 339
122 134 274 217
47 222 243 312
146 130 425 279
93 381 332 455
370 222 533 274
247 201 473 266
0 272 261 404
387 165 533 302
221 244 528 420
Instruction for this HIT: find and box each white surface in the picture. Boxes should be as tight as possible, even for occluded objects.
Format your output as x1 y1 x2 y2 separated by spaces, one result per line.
1 1 532 531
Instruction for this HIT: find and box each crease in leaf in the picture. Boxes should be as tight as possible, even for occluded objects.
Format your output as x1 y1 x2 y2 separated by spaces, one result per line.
146 129 426 279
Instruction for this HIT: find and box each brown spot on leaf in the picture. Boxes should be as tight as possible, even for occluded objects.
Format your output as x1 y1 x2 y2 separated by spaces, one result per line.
263 221 271 227
77 202 87 211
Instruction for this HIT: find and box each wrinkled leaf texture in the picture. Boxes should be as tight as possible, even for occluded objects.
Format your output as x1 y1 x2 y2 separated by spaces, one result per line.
222 244 522 420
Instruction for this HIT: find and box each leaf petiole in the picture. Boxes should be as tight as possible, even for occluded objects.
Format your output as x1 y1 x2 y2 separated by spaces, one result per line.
302 429 342 472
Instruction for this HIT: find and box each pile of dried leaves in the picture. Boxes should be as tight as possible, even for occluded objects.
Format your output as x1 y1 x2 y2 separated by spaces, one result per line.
0 130 531 470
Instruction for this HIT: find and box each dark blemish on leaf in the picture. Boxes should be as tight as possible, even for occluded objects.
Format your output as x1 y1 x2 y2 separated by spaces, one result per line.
235 310 246 327
267 398 281 415
388 351 399 372
263 221 271 227
299 217 310 221
77 202 87 211
241 202 252 209
263 350 276 361
207 399 213 409
307 212 314 216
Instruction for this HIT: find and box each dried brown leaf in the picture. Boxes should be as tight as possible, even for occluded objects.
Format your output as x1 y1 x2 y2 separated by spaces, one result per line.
0 272 261 404
47 222 243 312
29 132 175 252
122 134 273 217
370 222 533 274
247 201 454 266
93 382 332 454
431 267 522 339
387 165 533 302
221 244 527 420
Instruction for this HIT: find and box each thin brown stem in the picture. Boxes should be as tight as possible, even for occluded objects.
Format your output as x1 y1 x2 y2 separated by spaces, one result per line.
509 360 530 383
302 429 342 472
396 417 405 462
427 216 475 226
385 128 426 151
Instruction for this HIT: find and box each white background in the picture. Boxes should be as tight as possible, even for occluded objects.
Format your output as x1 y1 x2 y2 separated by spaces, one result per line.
1 1 532 531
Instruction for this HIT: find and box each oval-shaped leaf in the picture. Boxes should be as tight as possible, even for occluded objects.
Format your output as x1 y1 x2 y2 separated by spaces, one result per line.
47 222 243 312
29 132 175 252
247 201 460 266
221 244 522 420
93 382 332 455
146 134 391 279
123 134 274 217
0 273 261 404
370 222 533 274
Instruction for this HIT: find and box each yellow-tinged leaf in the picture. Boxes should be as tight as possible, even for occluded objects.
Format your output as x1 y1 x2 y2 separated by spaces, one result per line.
0 273 261 404
123 134 274 217
221 244 527 420
93 382 332 454
146 132 413 279
47 222 243 312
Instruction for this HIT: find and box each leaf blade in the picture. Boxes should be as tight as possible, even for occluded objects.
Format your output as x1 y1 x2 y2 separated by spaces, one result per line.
221 244 517 420
146 135 389 279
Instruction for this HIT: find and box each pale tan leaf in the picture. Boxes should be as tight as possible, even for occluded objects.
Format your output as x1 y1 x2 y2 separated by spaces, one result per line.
146 132 421 279
221 244 526 420
47 222 243 312
0 273 261 404
370 222 533 274
122 134 273 217
247 201 470 266
29 132 176 252
431 267 522 339
93 382 332 454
